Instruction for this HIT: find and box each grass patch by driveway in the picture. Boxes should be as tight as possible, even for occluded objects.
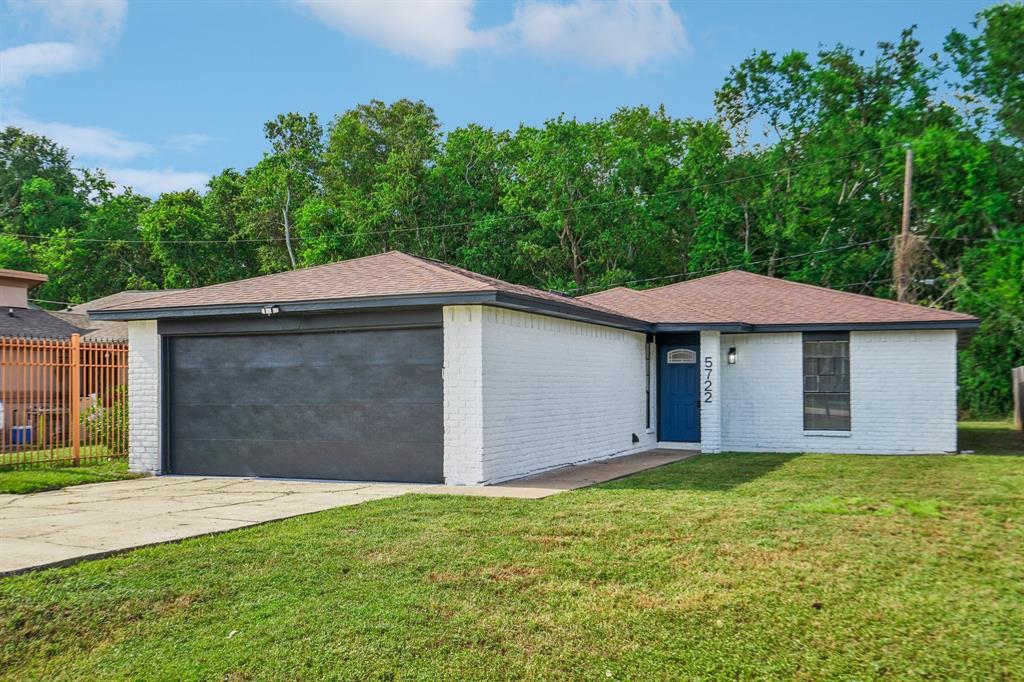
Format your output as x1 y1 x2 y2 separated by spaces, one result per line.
0 460 137 494
1 425 1022 679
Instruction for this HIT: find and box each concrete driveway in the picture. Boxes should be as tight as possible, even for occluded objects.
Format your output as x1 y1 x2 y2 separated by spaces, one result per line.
0 476 425 575
0 449 695 575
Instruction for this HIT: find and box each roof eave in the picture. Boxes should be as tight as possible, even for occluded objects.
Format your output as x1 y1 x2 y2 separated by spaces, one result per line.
652 322 750 333
493 292 648 332
88 292 499 320
88 290 650 331
745 320 980 332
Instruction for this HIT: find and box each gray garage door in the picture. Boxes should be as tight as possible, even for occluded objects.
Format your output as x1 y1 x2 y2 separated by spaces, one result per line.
166 327 443 482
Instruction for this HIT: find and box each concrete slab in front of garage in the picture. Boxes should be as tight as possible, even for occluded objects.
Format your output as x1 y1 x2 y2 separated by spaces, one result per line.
0 477 427 576
0 448 697 575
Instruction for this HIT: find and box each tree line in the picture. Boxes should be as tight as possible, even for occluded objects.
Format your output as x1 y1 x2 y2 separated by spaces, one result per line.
0 4 1021 416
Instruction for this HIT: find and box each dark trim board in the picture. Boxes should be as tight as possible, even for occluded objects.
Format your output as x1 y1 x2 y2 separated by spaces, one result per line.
93 291 649 332
746 320 979 332
97 290 977 336
158 308 442 337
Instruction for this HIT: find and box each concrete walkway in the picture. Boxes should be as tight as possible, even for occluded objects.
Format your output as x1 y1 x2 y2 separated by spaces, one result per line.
0 448 696 575
428 448 697 498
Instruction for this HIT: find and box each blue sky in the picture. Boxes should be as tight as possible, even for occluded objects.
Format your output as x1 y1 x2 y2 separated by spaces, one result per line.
1 0 990 196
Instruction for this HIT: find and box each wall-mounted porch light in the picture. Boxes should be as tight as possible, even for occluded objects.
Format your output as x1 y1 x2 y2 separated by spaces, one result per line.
727 347 737 364
260 304 280 316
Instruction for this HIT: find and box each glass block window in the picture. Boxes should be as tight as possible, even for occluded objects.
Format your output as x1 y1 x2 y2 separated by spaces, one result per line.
803 332 850 431
667 348 696 364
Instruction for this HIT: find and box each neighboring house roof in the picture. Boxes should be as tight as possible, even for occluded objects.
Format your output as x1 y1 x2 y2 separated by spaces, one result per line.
88 251 978 332
580 270 978 328
47 311 127 341
58 291 186 341
68 290 185 314
0 307 89 338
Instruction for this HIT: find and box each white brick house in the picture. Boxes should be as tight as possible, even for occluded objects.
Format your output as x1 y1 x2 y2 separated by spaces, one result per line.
91 252 978 486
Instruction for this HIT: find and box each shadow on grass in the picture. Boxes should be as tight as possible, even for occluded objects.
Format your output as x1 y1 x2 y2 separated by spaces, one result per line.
601 452 801 492
958 421 1024 456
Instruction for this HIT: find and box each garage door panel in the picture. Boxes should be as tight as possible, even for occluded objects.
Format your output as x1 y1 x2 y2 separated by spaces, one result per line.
296 327 442 367
167 327 443 482
171 363 443 406
173 328 442 369
170 402 442 443
170 438 442 481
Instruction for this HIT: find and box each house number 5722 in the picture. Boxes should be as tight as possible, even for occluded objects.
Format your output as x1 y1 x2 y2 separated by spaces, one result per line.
703 356 713 403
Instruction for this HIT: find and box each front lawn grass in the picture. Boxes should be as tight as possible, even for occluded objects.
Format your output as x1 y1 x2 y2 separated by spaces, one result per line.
0 460 137 494
1 426 1022 679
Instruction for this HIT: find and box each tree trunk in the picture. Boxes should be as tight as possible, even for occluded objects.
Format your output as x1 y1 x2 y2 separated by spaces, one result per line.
559 211 585 288
282 183 297 269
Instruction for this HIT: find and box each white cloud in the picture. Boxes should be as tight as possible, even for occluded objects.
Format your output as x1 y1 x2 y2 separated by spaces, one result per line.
511 0 687 73
295 0 496 67
3 112 153 161
1 111 210 196
0 42 87 86
104 168 212 197
1 0 126 87
294 0 687 72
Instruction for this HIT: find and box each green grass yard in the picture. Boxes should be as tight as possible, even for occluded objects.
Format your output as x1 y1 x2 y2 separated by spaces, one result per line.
1 422 1022 679
0 458 136 495
0 445 116 468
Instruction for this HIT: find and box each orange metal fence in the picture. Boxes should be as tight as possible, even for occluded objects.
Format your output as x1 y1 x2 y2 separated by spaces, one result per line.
0 334 128 468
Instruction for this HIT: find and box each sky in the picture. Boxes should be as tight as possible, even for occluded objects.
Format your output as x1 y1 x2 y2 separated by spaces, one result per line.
0 0 992 197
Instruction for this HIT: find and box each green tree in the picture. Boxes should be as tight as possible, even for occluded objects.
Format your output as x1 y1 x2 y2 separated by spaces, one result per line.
237 113 323 272
0 127 77 232
322 99 441 255
139 190 238 288
946 3 1024 141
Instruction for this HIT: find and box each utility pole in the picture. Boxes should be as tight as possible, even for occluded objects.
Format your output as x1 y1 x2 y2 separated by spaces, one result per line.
894 147 914 303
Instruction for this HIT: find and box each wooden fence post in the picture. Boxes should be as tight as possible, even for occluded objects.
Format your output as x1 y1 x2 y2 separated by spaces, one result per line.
70 333 81 464
1013 366 1023 431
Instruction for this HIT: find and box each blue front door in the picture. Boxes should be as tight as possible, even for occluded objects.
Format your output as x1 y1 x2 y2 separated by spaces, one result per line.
659 345 701 442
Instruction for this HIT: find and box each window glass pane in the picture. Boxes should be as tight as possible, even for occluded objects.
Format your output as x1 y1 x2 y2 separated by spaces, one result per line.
805 393 851 430
803 334 850 430
667 349 696 363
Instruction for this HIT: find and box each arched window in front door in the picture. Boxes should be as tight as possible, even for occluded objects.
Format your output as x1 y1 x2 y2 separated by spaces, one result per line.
666 348 696 364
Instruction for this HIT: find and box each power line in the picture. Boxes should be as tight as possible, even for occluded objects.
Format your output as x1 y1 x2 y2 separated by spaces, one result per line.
570 237 894 293
5 142 910 246
928 236 1024 245
570 231 1021 295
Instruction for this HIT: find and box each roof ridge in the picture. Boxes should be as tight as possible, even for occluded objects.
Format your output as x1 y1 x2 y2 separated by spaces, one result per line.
403 254 637 316
651 269 973 319
93 251 410 311
390 252 499 292
729 269 975 318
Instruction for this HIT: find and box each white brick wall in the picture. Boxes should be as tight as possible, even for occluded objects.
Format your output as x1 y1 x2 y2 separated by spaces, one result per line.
127 320 161 474
443 305 655 485
442 306 485 484
699 331 722 453
719 329 958 454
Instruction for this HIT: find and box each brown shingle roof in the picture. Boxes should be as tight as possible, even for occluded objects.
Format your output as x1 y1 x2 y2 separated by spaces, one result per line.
90 253 975 328
92 251 624 318
580 270 978 326
69 290 185 314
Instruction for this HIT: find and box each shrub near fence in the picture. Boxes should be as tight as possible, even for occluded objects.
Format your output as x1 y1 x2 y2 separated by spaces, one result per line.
0 334 128 468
